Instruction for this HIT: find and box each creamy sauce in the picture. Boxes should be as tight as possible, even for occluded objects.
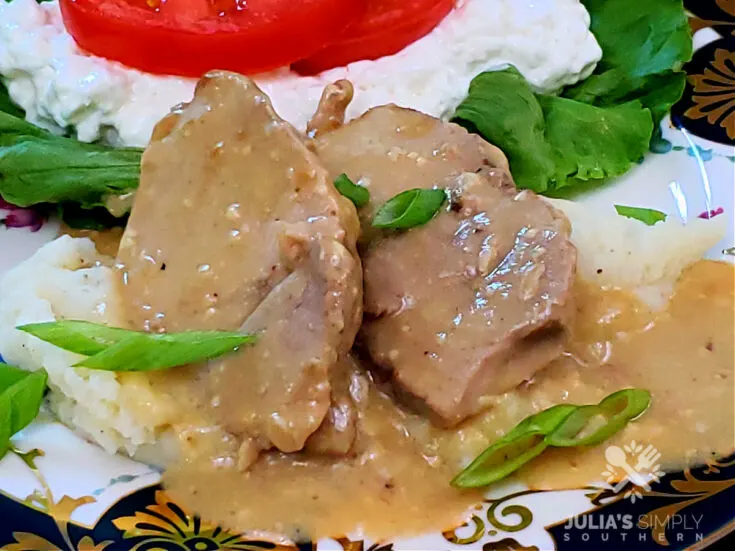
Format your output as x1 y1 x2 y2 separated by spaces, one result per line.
115 73 363 464
59 225 124 257
418 260 735 488
164 358 481 542
61 80 734 539
158 260 733 541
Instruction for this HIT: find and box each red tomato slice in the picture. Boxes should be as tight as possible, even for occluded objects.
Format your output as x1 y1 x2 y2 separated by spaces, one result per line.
292 0 456 75
59 0 366 77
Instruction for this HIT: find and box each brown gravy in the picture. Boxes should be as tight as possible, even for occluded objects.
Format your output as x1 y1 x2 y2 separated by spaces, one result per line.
60 225 124 257
114 73 363 462
156 259 734 541
164 358 482 542
421 260 735 489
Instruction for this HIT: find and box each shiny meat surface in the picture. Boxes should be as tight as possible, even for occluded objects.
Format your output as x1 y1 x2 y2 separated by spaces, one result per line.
363 172 576 426
312 105 576 426
116 72 362 454
312 105 509 243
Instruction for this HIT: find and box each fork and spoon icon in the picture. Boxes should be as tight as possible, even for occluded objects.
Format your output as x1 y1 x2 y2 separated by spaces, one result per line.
605 444 662 493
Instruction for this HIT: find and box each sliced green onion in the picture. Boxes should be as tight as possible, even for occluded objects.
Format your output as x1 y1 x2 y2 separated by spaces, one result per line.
17 320 256 372
614 205 667 226
545 389 652 447
452 388 651 488
451 405 576 488
17 320 132 356
452 435 548 488
372 188 446 230
501 404 580 441
334 173 370 208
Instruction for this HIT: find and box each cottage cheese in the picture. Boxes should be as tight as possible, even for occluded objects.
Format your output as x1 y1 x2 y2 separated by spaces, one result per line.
0 0 601 147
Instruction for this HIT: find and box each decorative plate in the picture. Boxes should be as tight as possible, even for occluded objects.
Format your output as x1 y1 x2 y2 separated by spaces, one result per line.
1 4 734 550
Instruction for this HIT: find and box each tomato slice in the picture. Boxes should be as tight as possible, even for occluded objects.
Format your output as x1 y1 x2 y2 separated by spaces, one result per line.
292 0 456 75
59 0 366 77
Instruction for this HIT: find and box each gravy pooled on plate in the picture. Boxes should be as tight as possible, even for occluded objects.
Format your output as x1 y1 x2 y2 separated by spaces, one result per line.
158 260 735 541
113 74 735 542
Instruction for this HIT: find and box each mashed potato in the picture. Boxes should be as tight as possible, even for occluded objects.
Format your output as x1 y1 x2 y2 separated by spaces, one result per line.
0 237 160 455
0 0 601 146
0 205 725 459
548 199 729 289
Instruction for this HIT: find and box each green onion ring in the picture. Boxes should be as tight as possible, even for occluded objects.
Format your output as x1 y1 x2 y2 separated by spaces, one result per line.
451 389 652 489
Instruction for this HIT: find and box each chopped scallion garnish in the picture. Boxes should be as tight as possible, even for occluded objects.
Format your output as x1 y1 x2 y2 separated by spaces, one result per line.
17 320 256 372
334 173 370 208
451 388 652 488
372 188 446 230
614 205 667 226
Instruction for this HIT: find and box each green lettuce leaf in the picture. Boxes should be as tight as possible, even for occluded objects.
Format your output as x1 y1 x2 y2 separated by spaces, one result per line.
566 0 692 144
565 71 686 131
579 0 692 77
0 364 47 459
453 0 691 193
0 111 142 211
0 82 135 228
453 69 652 192
454 69 557 192
538 95 652 189
0 81 24 119
56 203 128 230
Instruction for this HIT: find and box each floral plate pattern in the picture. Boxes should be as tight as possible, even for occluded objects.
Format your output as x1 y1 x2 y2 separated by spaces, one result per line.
0 436 734 551
1 3 734 550
673 0 735 147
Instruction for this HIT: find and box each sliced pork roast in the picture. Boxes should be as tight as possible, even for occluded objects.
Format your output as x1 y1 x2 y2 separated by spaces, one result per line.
312 101 576 427
116 72 363 460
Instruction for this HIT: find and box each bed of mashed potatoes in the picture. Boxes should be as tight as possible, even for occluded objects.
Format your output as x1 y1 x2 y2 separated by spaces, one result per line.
0 201 725 462
0 0 601 147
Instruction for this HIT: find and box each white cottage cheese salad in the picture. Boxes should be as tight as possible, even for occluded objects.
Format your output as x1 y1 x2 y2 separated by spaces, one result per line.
0 0 601 146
